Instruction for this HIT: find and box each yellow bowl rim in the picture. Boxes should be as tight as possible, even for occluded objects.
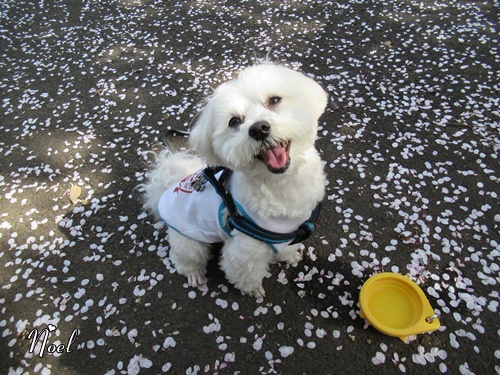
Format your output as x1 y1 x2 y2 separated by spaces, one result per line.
359 272 439 337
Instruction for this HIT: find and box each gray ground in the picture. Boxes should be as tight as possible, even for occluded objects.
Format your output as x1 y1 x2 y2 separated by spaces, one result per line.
1 1 499 374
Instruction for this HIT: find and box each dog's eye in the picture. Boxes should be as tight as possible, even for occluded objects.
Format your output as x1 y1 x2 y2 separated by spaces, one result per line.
268 96 282 107
228 116 243 128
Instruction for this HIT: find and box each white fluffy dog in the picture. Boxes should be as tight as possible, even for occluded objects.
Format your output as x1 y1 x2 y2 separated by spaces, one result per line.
143 63 327 297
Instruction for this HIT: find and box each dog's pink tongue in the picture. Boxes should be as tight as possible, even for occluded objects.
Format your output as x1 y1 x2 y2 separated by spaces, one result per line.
262 145 288 169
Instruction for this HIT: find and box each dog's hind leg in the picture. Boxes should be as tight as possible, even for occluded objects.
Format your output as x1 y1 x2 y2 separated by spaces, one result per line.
167 228 211 288
276 244 303 265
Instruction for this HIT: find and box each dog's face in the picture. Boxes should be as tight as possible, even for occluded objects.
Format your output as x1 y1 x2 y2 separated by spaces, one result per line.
190 64 328 174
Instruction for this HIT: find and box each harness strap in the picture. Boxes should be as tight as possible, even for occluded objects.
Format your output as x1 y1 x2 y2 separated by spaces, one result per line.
202 166 321 246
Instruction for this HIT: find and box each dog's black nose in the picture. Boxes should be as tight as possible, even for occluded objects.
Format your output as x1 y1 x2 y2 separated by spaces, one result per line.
249 121 271 141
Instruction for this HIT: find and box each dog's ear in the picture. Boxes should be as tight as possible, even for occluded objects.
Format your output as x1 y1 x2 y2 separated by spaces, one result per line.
300 75 328 121
189 102 222 166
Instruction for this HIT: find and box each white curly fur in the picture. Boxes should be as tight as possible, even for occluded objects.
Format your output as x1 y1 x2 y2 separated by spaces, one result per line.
143 63 327 297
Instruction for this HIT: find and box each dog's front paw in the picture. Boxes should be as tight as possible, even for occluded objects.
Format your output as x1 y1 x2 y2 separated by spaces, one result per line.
250 285 266 299
187 271 207 288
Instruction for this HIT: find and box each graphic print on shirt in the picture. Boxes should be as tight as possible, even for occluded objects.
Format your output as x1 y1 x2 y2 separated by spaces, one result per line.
159 168 315 252
173 170 206 194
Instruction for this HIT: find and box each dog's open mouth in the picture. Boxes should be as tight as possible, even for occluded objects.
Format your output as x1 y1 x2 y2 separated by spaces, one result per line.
256 141 291 174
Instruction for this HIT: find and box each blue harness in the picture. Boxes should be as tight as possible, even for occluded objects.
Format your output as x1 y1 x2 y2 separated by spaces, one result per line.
201 167 321 247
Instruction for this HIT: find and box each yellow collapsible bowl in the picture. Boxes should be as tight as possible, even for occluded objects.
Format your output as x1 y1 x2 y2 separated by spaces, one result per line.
359 272 440 341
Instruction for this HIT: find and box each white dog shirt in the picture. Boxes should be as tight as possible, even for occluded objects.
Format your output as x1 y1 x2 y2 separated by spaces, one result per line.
158 169 315 252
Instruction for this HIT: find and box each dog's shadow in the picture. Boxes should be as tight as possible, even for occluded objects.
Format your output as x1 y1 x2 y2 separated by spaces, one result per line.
205 243 226 282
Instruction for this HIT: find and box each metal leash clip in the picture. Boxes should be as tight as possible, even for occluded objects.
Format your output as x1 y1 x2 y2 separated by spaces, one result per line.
191 175 208 192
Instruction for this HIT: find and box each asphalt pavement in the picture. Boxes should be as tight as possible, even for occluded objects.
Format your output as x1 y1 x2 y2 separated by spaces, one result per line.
1 1 499 374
